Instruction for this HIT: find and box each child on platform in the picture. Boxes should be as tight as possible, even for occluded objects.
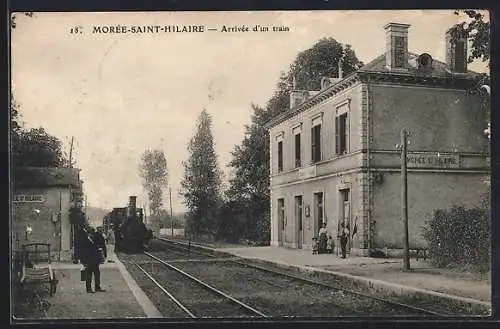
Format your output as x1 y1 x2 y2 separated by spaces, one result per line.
327 235 335 254
312 237 319 255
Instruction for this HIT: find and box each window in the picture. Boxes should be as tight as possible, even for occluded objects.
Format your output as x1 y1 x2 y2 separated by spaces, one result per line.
277 140 283 172
335 113 349 155
295 133 301 168
311 125 322 163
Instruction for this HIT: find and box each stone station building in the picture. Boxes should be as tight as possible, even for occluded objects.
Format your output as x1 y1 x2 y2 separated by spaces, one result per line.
264 22 490 256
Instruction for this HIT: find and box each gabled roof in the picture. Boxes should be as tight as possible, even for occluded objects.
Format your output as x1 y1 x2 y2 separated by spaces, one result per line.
264 52 482 130
13 167 81 188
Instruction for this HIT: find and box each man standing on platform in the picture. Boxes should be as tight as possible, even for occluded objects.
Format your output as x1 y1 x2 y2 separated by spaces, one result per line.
79 227 106 293
339 222 350 259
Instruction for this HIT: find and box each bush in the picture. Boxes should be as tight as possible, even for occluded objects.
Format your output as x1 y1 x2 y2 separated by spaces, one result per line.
423 205 491 272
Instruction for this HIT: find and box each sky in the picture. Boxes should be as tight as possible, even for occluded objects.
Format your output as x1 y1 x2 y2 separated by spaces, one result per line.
11 10 489 214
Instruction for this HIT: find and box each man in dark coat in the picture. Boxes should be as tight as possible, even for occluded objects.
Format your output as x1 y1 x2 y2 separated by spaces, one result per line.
79 227 105 293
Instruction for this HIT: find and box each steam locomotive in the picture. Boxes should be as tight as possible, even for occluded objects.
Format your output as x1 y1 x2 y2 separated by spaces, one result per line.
103 196 153 253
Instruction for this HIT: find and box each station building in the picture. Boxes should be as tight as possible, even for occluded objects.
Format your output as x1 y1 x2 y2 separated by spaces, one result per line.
264 23 490 256
11 167 83 261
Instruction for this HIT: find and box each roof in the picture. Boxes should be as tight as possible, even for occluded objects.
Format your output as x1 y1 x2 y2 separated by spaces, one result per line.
264 52 482 130
358 52 481 78
13 167 81 188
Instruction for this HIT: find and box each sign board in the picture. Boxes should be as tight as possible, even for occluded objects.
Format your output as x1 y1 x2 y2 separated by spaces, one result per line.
13 195 45 203
299 165 316 179
406 153 459 169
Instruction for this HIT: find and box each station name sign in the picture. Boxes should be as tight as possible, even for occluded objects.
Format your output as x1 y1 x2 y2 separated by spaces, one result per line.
13 195 45 203
406 153 459 168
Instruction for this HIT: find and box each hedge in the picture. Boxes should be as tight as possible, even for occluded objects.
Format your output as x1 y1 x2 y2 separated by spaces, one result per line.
422 205 491 273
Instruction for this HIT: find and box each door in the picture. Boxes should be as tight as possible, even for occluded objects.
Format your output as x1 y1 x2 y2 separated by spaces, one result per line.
295 196 303 249
277 198 285 246
341 189 351 253
313 192 324 238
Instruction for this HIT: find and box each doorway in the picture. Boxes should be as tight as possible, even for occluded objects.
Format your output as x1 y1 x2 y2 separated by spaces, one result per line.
313 192 324 238
295 195 303 249
340 189 351 253
277 198 285 246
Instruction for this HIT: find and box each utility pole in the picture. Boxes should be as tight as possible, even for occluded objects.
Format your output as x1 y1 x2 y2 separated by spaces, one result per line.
169 187 174 236
400 129 410 270
69 136 74 168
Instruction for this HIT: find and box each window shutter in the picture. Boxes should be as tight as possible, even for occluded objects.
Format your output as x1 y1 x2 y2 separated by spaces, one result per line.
335 116 340 155
346 113 350 153
317 125 322 162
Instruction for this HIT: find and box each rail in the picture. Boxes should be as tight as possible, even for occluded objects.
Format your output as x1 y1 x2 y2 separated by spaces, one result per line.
157 237 445 317
135 263 196 318
144 251 268 318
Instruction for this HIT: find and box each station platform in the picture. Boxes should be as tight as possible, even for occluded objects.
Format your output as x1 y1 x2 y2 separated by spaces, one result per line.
219 246 491 303
167 238 491 306
23 245 162 320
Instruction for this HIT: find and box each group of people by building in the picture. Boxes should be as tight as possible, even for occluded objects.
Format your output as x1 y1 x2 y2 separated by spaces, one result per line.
74 224 108 293
312 222 351 258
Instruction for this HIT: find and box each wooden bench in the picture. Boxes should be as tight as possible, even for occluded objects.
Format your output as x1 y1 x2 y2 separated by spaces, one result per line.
17 243 58 296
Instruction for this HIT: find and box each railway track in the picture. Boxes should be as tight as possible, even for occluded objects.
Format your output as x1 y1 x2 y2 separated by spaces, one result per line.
134 251 268 318
154 237 446 317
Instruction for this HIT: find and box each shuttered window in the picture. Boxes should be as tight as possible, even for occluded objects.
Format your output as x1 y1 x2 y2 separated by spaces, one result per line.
335 113 349 155
311 125 321 163
295 133 301 168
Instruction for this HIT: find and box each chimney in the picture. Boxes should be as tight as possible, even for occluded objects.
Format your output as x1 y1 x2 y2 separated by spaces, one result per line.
384 22 411 70
290 75 305 109
445 29 468 73
290 90 309 109
128 196 137 218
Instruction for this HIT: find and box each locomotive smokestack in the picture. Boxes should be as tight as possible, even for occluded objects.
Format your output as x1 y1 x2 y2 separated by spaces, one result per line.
128 196 137 218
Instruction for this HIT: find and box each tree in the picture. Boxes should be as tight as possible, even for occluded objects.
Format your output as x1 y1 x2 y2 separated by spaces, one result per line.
10 93 68 168
449 10 490 140
139 149 168 223
180 109 223 237
225 38 363 244
450 10 490 67
13 127 66 167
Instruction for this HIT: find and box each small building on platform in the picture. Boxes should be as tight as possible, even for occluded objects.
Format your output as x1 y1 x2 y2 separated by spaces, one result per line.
11 167 83 261
264 22 490 256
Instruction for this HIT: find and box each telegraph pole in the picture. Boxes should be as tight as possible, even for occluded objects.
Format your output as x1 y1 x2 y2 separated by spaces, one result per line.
169 187 174 236
401 129 410 270
69 136 74 168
